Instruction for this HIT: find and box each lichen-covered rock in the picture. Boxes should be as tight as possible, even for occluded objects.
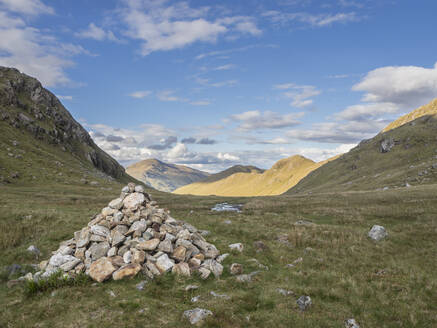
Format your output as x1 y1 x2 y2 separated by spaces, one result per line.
297 295 312 311
123 192 145 209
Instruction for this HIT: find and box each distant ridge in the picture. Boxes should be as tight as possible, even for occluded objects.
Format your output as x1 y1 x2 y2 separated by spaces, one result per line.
126 158 210 192
173 155 338 196
383 98 437 132
288 100 437 194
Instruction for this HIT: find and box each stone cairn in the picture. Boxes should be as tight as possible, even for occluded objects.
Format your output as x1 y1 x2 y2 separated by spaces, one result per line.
36 183 223 283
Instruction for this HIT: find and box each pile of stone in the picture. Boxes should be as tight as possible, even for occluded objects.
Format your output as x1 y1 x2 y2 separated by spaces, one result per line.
35 183 223 283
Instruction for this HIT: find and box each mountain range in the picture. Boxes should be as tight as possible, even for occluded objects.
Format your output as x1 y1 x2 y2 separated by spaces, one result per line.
125 159 210 192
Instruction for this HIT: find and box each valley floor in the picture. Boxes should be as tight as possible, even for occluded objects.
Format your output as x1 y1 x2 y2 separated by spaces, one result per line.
1 182 436 327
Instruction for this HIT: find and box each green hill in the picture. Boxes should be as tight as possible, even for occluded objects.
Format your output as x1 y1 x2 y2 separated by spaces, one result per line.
0 66 133 186
288 112 437 194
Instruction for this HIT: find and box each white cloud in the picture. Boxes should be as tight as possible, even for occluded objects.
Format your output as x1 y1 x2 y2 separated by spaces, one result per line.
352 62 437 109
274 83 321 108
262 11 358 27
0 6 93 87
75 23 119 42
214 64 235 71
0 0 53 16
120 0 261 56
157 90 188 102
335 102 399 121
129 90 152 98
231 110 304 131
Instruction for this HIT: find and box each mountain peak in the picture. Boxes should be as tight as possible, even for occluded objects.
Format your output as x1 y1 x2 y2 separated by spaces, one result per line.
382 98 437 132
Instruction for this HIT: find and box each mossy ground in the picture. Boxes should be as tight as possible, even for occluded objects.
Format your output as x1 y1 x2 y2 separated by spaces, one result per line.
1 180 436 327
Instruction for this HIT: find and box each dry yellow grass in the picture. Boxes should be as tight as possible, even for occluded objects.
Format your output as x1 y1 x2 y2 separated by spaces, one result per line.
173 155 339 196
382 98 437 132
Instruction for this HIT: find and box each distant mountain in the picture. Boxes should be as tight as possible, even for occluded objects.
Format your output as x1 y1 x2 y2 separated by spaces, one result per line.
173 155 336 196
288 100 437 194
0 66 132 185
126 159 210 192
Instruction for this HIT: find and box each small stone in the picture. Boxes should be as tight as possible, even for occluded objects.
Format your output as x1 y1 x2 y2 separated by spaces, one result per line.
108 198 123 210
101 207 117 217
112 263 141 280
172 262 191 276
111 230 126 247
276 288 294 296
26 245 40 257
90 225 110 237
155 254 175 273
183 308 213 325
191 296 200 303
107 247 117 257
172 246 187 262
137 238 160 251
136 280 148 291
131 249 146 264
123 192 145 209
185 284 199 291
49 253 76 267
230 263 243 275
345 318 360 328
216 253 229 263
60 258 81 271
123 250 132 264
210 291 230 299
368 225 388 241
202 260 223 278
224 220 232 225
121 186 130 193
229 243 243 252
236 271 259 283
297 295 312 311
158 239 173 253
294 220 314 226
89 242 110 260
109 256 125 267
89 257 117 282
108 290 116 298
198 267 210 280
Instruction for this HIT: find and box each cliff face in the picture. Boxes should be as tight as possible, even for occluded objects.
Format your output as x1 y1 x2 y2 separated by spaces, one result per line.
0 66 126 179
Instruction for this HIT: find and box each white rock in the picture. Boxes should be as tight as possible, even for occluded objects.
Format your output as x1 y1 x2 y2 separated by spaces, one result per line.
27 245 40 256
123 250 132 264
49 253 76 267
183 308 213 325
123 192 145 209
345 319 360 328
134 185 145 193
108 198 123 210
229 243 243 252
90 225 110 237
368 225 388 241
60 258 81 271
216 253 229 263
297 295 312 311
155 253 175 273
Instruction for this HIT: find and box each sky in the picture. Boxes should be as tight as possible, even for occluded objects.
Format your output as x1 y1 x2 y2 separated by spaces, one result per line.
1 0 437 172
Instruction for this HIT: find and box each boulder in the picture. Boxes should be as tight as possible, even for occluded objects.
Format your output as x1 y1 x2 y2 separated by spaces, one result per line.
137 238 160 251
112 264 141 280
156 254 175 273
89 257 117 282
123 192 145 209
368 225 388 241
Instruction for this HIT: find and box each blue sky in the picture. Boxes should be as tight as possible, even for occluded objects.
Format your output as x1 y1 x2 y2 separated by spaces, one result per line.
1 0 437 172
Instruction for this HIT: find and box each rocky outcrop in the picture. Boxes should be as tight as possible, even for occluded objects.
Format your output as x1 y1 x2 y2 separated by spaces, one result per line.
0 66 125 179
35 183 223 282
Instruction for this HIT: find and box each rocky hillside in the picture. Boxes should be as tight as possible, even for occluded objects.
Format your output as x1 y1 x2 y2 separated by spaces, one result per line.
288 111 437 194
126 159 210 192
174 155 336 197
0 66 131 185
383 98 437 132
